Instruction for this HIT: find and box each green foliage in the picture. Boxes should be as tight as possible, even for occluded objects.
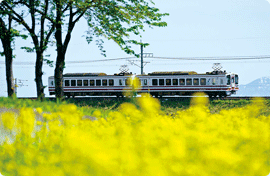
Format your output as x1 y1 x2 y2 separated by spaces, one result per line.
20 47 35 53
81 0 169 56
43 58 54 67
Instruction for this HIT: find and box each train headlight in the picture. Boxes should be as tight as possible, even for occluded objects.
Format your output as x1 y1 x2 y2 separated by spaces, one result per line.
226 91 231 96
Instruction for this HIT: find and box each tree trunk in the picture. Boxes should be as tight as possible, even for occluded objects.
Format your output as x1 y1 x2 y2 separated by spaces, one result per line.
5 46 15 97
54 3 77 100
0 17 15 97
35 52 45 100
54 0 63 100
54 52 65 100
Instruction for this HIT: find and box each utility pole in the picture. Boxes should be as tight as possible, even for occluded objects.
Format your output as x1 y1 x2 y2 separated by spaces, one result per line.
141 42 143 75
128 41 152 74
15 78 17 95
14 78 28 96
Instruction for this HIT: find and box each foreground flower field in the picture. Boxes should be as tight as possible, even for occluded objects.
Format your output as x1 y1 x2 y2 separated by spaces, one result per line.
0 94 269 176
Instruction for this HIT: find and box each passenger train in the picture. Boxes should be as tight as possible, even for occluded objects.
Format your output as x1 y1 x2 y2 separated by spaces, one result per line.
48 69 239 98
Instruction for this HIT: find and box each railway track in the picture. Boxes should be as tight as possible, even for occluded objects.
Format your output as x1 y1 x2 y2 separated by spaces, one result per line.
18 96 270 101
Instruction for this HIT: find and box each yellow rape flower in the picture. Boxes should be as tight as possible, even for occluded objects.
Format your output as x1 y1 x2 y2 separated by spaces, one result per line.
137 93 161 116
1 112 15 130
124 76 141 97
0 96 270 176
36 107 43 114
190 92 209 107
17 108 35 136
92 110 101 118
127 76 141 90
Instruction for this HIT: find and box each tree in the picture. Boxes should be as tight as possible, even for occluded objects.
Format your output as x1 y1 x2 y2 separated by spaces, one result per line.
51 0 168 99
0 14 15 97
3 0 168 100
2 0 55 100
0 4 27 97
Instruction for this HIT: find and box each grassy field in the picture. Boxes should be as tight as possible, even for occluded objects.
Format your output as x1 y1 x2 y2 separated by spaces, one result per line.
2 96 270 117
0 95 269 175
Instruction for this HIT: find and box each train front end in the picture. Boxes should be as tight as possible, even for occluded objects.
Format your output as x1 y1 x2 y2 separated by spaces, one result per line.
226 73 239 96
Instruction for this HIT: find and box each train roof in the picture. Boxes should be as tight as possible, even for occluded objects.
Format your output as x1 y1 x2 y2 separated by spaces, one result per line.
148 70 227 76
48 70 229 79
148 71 197 75
63 73 107 77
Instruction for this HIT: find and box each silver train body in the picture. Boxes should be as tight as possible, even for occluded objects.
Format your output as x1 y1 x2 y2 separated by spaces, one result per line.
48 71 239 98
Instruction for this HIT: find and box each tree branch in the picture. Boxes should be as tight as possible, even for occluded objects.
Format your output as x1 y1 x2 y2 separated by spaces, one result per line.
73 9 86 24
63 5 74 53
17 0 55 24
2 1 32 33
40 0 49 50
29 0 35 33
43 23 55 52
8 14 12 31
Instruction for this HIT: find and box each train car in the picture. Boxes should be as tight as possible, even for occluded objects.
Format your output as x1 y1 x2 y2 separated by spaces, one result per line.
48 70 239 98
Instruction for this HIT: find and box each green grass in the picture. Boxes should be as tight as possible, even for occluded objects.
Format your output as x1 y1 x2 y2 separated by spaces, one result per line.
1 97 270 117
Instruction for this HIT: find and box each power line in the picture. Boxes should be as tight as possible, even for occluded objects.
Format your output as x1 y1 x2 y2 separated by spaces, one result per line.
1 55 270 65
66 57 135 63
148 37 270 42
152 55 270 61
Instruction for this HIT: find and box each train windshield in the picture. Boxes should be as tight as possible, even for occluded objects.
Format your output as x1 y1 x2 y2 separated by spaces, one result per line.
235 75 239 84
226 75 230 85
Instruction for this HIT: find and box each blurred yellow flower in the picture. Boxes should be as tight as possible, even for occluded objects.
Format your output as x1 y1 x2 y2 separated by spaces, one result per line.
36 107 43 114
123 76 141 97
128 76 141 90
0 95 269 176
1 112 15 130
92 110 101 118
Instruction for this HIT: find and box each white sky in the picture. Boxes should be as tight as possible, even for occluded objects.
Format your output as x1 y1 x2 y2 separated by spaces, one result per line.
1 0 270 97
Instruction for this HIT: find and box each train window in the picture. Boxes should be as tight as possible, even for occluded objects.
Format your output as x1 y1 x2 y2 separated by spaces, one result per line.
200 78 206 85
90 80 95 86
143 79 147 86
166 79 171 86
212 78 216 85
119 79 123 86
180 79 185 85
51 81 54 86
186 78 192 85
226 75 230 85
220 79 224 85
193 78 199 85
159 79 164 86
232 77 235 83
109 79 114 86
65 80 70 87
96 80 101 86
102 80 108 86
152 79 158 86
71 80 76 86
173 79 178 85
77 80 82 86
125 79 129 86
83 80 88 86
235 75 239 84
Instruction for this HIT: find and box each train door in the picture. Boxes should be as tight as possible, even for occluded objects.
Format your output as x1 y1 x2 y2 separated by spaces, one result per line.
140 78 149 93
232 75 235 88
235 74 239 85
226 74 238 94
230 74 237 88
207 78 211 85
226 75 231 86
231 74 239 89
212 77 218 85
